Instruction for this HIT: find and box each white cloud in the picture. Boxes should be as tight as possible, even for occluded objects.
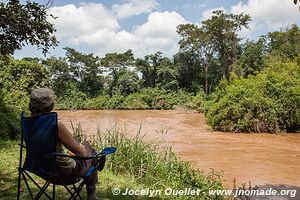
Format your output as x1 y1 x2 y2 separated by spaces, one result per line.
231 0 300 32
200 0 300 39
48 3 119 40
49 3 189 57
201 7 225 22
132 11 189 56
112 0 159 19
134 11 188 38
183 3 206 9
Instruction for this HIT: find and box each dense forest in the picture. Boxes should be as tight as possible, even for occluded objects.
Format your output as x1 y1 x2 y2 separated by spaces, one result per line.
1 1 299 140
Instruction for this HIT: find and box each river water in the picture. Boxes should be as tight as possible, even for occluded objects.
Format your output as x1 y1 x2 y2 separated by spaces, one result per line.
57 110 300 188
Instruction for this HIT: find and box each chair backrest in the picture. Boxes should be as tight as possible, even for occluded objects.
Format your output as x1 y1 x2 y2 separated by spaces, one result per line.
21 112 58 178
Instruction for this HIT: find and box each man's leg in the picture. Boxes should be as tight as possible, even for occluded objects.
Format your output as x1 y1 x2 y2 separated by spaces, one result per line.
81 141 99 199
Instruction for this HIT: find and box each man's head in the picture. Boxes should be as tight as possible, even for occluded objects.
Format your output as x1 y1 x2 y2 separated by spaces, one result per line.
29 88 54 115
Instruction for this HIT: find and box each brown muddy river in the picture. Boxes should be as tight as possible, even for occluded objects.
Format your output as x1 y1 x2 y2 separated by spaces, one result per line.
57 110 300 188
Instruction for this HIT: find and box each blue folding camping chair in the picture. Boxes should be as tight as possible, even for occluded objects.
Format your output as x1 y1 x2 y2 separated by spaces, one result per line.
17 112 116 200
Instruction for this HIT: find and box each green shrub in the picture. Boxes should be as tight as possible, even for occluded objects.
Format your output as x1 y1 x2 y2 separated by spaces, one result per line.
0 111 19 140
184 91 206 112
84 96 109 109
120 93 150 109
137 88 167 108
55 84 87 109
0 58 50 139
104 95 125 109
206 60 300 133
56 87 206 111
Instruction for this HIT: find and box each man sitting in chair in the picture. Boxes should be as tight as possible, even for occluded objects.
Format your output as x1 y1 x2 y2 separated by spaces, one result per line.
29 88 99 200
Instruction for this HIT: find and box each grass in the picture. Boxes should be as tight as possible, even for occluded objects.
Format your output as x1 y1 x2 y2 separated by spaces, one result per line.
0 125 225 200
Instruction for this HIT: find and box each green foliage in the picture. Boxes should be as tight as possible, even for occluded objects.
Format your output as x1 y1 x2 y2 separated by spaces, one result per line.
267 25 300 59
0 0 57 55
84 96 109 110
44 56 77 97
201 11 251 78
0 57 50 139
232 38 267 77
101 50 135 97
184 92 206 112
174 51 203 93
132 88 194 110
157 57 179 91
176 10 251 95
206 59 300 133
105 95 125 109
0 93 19 140
56 88 203 111
136 52 179 91
136 52 161 88
55 84 87 109
113 69 140 96
0 57 49 111
64 47 104 97
45 48 105 98
120 93 150 110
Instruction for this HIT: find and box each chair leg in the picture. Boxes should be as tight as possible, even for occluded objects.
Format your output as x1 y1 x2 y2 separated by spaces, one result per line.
17 169 22 200
60 182 78 200
73 184 83 200
52 182 56 200
69 181 85 200
72 184 83 200
21 172 34 200
34 182 50 200
23 170 52 199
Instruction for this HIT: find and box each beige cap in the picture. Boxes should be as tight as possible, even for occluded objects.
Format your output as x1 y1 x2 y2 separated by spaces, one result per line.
29 88 54 113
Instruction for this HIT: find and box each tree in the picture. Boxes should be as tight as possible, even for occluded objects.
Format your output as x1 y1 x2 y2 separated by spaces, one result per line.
136 51 179 91
177 24 215 95
114 69 140 96
293 0 300 10
267 25 300 59
176 10 251 95
0 57 50 111
174 51 202 93
64 48 104 97
202 10 251 79
156 57 179 91
0 0 57 56
136 52 162 88
232 37 267 77
44 56 78 98
101 50 135 97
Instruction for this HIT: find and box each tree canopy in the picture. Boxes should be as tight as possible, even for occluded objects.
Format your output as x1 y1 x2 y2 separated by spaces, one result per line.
0 0 57 56
177 10 251 95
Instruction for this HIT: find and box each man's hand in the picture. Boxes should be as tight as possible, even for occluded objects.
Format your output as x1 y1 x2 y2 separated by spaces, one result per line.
78 144 88 157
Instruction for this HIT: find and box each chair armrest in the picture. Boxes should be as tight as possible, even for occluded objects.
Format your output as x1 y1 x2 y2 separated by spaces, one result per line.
52 146 116 160
52 153 100 160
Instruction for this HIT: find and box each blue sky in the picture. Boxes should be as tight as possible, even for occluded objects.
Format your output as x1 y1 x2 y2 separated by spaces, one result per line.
8 0 300 58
